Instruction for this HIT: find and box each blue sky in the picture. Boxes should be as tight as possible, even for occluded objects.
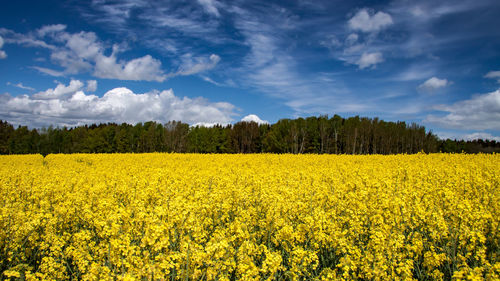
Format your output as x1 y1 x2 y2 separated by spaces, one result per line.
0 0 499 140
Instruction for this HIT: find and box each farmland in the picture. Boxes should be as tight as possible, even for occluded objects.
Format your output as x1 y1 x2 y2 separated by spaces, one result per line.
1 153 499 280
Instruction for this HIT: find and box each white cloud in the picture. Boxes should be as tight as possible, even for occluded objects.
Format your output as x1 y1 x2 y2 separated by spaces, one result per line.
241 114 269 124
6 25 223 82
435 131 500 141
33 80 84 100
418 77 451 92
89 0 139 24
32 66 65 77
174 54 221 76
138 9 219 39
85 0 224 42
327 8 392 69
394 1 492 22
348 9 393 33
191 122 220 127
37 24 67 37
94 54 166 81
345 33 359 45
356 52 383 69
0 81 236 127
201 76 222 86
197 0 220 17
425 89 500 130
320 35 342 49
6 82 35 91
0 36 6 59
230 8 357 115
54 30 167 81
4 26 169 82
485 70 500 83
393 63 436 81
50 49 93 74
0 27 55 50
86 80 98 92
61 31 102 60
463 132 500 142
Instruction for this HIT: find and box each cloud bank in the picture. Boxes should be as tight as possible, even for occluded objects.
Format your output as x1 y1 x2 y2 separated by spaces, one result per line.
0 80 236 127
425 89 500 130
463 132 500 142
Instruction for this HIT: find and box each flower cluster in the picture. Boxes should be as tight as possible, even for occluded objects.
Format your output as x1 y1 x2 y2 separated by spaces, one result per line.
0 153 498 280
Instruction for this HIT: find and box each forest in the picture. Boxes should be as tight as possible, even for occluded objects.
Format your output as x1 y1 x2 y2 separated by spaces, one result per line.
1 115 498 155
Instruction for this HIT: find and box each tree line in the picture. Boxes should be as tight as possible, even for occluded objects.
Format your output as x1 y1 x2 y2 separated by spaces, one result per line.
1 116 498 155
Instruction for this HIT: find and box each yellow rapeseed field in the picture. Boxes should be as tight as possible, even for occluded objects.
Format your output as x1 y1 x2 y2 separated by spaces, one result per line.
0 153 498 280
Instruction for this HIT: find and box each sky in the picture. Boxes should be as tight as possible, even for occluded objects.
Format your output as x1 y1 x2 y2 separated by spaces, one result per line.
0 0 499 140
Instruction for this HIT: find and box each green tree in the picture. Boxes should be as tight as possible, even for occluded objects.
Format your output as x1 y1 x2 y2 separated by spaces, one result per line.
0 120 14 154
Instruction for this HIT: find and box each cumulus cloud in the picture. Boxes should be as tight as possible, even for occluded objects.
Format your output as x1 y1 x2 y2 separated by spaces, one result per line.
418 77 451 92
33 80 84 100
485 70 500 83
425 89 500 130
241 114 269 124
0 36 6 59
57 30 167 81
348 9 393 33
329 9 392 69
0 80 236 127
356 52 383 69
86 80 97 92
6 25 222 81
94 54 166 81
4 25 169 82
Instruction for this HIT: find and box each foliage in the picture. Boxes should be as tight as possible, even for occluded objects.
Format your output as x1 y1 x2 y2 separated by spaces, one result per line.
2 118 499 155
1 153 499 280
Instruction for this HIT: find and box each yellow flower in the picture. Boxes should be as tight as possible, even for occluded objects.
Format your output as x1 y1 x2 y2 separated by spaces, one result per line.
0 153 498 280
